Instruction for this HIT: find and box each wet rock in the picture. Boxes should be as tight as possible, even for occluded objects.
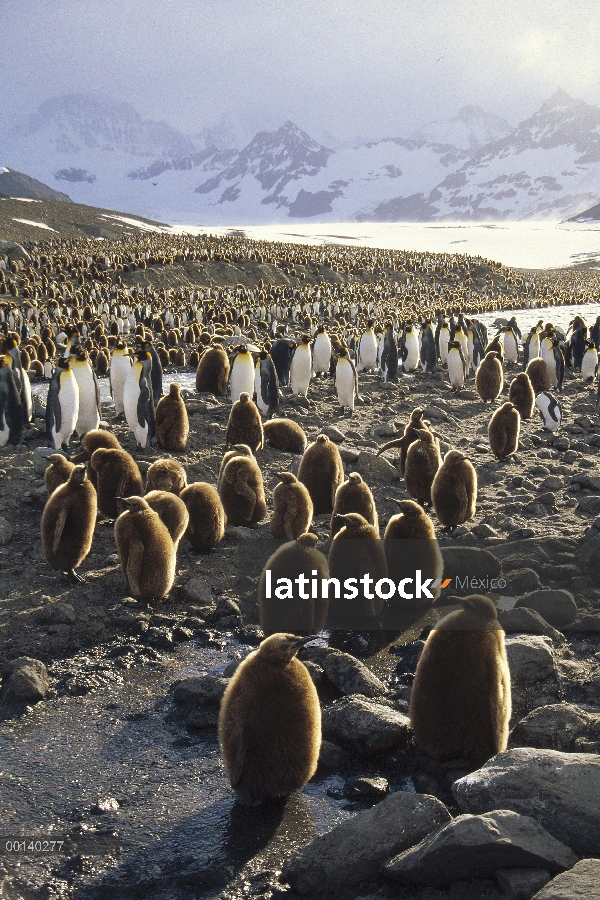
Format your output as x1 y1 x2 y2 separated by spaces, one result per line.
144 626 174 649
495 868 552 899
280 791 451 896
205 597 241 626
338 446 360 463
323 425 346 443
505 568 541 595
531 859 600 899
227 525 256 540
515 590 577 628
471 523 497 539
343 776 389 801
33 445 64 475
440 546 502 580
453 748 600 856
300 646 386 697
423 404 449 422
567 614 600 632
576 495 600 515
91 797 120 814
321 694 411 754
302 660 325 689
511 703 600 752
505 636 555 683
570 472 600 490
318 740 349 771
173 625 193 641
173 674 228 706
576 533 600 568
2 657 50 703
498 608 565 645
38 601 77 625
222 659 241 678
0 516 13 545
386 810 576 885
180 577 213 605
355 451 398 482
374 421 397 437
539 476 563 491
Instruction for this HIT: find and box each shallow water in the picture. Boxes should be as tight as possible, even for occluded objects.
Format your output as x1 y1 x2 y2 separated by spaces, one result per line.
0 637 353 899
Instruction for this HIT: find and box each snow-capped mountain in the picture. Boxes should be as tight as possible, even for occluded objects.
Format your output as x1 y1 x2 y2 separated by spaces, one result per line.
5 94 197 159
412 105 512 151
370 90 600 222
4 90 600 223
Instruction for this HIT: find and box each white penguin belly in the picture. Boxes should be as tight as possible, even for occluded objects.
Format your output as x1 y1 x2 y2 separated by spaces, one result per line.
290 348 312 395
230 356 255 403
53 372 79 448
439 333 449 366
528 335 540 359
73 368 99 436
447 352 465 389
357 333 377 371
312 335 332 374
504 334 518 363
582 351 598 380
111 357 131 415
542 349 558 388
336 360 356 410
403 334 419 371
124 368 148 447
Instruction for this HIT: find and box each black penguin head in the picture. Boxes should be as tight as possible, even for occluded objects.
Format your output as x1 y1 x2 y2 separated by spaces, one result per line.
57 357 71 369
258 633 319 666
135 349 151 362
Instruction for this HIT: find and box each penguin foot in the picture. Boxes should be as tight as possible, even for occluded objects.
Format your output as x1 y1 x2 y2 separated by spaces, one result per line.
66 569 86 585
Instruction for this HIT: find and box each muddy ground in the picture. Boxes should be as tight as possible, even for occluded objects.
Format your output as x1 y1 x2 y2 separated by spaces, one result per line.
1 363 600 900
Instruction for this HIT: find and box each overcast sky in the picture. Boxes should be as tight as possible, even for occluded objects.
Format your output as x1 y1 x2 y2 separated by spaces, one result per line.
2 0 600 144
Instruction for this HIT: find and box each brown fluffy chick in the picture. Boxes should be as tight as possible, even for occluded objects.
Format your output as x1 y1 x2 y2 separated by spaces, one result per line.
41 465 97 583
219 633 321 805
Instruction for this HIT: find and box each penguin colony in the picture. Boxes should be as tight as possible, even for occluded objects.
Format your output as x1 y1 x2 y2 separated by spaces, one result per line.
5 228 600 804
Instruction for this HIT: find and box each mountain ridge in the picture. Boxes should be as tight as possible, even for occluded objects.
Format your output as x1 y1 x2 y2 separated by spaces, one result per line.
4 91 600 223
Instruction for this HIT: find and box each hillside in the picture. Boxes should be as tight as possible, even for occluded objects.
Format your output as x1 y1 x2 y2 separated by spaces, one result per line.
0 167 72 202
0 196 167 244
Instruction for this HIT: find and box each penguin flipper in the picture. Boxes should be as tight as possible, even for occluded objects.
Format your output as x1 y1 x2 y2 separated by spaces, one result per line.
376 435 406 456
126 537 145 597
226 718 248 790
93 370 101 414
52 505 70 554
137 374 151 428
230 471 256 520
283 496 299 541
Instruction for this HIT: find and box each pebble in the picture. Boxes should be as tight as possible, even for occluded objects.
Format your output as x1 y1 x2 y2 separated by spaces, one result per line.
0 517 14 545
1 657 50 703
505 635 555 682
516 589 577 628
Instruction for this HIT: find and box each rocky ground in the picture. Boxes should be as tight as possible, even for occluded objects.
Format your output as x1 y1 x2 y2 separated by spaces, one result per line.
2 362 600 900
